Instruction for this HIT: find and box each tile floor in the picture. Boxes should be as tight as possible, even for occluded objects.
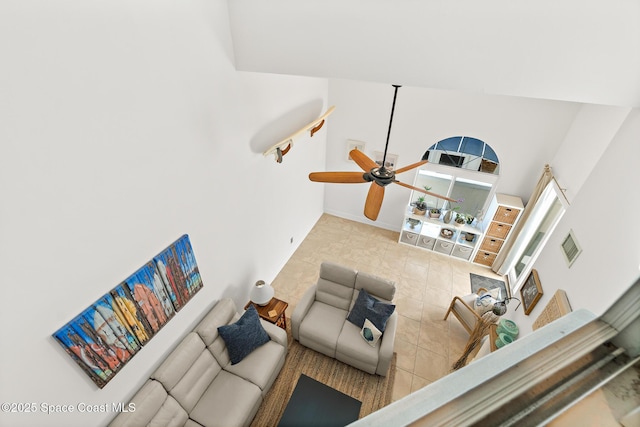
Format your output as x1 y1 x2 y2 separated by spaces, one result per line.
271 213 505 402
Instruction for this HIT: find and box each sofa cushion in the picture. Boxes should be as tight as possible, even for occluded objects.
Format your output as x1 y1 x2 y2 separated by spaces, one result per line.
217 305 270 365
299 301 348 358
194 298 238 346
108 379 189 427
355 271 396 301
347 289 395 332
152 333 222 413
189 370 262 427
315 262 357 310
224 340 286 393
336 321 380 374
360 318 382 347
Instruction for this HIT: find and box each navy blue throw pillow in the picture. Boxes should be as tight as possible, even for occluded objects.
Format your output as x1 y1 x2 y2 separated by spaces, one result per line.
347 289 395 332
217 305 270 364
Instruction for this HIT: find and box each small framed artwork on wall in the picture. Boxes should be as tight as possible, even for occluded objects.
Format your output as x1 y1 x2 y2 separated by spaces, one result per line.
346 139 366 161
521 269 544 315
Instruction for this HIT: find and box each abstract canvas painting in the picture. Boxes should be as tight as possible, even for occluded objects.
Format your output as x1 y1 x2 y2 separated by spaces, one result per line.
122 261 175 334
153 234 203 311
52 234 203 388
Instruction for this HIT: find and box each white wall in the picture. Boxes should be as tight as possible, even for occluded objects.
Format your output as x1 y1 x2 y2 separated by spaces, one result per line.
550 104 632 203
323 79 581 230
229 0 640 108
0 1 326 426
508 109 640 332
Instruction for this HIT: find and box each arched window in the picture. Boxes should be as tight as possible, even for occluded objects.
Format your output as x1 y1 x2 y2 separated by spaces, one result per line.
423 136 500 174
412 136 500 221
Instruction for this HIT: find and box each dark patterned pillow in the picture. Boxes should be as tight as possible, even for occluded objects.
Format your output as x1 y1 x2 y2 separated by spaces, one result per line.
347 289 395 332
217 305 270 364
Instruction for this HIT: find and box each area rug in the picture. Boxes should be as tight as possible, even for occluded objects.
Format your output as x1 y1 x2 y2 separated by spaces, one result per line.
470 273 508 298
278 374 362 427
250 322 396 427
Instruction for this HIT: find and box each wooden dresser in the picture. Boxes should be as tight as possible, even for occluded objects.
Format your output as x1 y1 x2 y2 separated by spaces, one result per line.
474 194 524 268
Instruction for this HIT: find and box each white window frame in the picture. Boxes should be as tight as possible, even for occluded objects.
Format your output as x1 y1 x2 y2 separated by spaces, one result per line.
506 179 569 292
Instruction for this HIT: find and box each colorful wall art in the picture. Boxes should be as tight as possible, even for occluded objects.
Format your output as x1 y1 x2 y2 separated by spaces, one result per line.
52 234 203 388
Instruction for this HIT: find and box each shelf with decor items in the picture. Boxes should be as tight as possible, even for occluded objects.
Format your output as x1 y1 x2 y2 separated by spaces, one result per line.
399 206 483 261
473 193 524 267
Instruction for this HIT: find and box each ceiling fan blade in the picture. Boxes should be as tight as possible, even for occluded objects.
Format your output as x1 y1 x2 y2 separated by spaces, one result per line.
395 160 428 174
309 171 367 183
393 180 459 203
364 183 385 221
349 149 378 171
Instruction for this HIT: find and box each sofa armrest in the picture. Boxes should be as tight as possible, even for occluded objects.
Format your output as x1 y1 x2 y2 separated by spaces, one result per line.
260 319 288 348
291 285 317 341
376 311 398 376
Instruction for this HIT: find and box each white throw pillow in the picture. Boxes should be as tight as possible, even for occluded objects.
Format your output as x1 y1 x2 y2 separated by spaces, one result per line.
360 318 382 347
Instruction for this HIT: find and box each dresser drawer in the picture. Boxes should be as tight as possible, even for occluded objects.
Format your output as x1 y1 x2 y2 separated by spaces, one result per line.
480 237 504 253
474 251 497 267
487 222 511 239
451 245 473 260
434 240 454 255
417 235 436 250
400 230 419 245
493 206 521 225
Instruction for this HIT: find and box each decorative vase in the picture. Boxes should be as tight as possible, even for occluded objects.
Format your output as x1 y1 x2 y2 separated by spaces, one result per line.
497 319 519 339
465 232 475 242
443 210 453 223
495 332 514 349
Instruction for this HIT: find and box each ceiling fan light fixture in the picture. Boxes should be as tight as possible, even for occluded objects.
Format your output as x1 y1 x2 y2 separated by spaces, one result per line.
308 85 454 221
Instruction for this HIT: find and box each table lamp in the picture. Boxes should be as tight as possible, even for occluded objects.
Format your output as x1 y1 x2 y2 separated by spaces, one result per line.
250 280 274 306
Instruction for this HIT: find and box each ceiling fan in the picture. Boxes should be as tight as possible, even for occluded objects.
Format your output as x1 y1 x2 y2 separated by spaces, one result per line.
309 85 457 221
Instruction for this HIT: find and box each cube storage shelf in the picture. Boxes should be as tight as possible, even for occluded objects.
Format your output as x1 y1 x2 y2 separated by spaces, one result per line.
472 194 523 267
399 206 482 261
399 193 524 267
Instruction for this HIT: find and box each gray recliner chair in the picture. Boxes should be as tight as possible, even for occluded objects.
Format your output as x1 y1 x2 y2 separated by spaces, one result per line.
291 262 397 376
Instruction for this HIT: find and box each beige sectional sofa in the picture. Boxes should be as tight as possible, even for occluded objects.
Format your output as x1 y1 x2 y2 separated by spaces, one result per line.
291 262 397 376
109 298 287 427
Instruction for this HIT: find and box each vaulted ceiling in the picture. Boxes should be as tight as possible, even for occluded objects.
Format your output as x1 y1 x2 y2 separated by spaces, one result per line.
228 0 640 108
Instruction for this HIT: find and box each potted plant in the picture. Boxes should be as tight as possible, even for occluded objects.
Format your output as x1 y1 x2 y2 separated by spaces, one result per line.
429 207 441 219
411 186 431 215
455 213 466 227
412 195 427 215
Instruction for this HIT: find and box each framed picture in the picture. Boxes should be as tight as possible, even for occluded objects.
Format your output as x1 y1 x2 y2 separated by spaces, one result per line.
521 269 543 315
374 151 398 170
346 139 366 161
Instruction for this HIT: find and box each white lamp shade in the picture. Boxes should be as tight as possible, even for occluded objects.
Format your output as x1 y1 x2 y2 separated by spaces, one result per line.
250 280 274 306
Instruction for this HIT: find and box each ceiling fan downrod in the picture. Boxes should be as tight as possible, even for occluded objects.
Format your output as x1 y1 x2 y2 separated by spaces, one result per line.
380 84 402 173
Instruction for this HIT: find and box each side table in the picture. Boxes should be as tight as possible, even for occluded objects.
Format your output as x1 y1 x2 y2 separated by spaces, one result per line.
244 297 288 330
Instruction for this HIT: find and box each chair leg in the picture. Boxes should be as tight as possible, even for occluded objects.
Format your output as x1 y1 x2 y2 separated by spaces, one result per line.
443 300 455 321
